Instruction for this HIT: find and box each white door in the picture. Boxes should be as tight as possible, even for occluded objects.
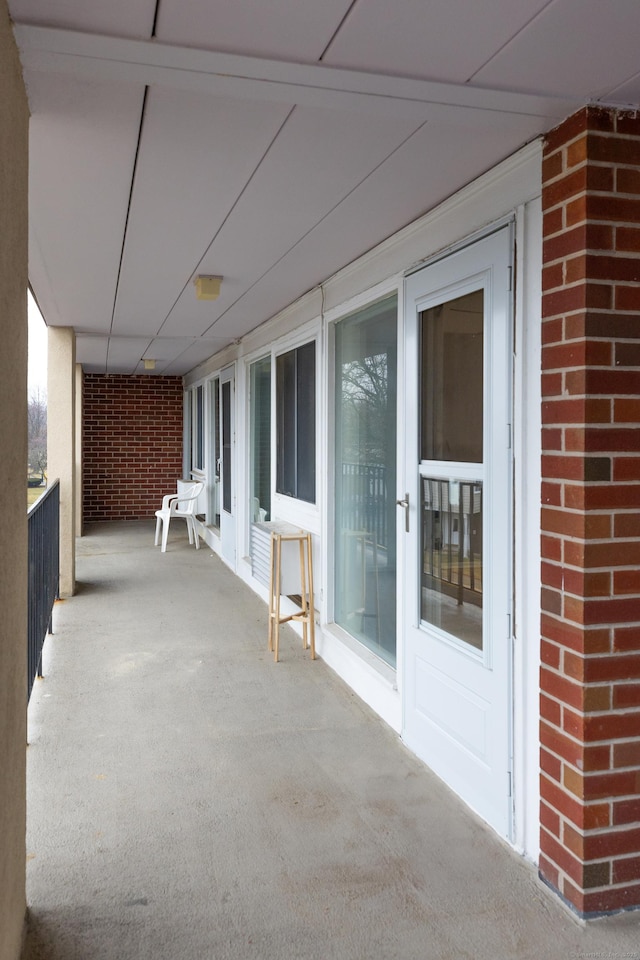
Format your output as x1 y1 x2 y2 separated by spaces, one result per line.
219 366 236 566
208 377 221 528
402 227 513 838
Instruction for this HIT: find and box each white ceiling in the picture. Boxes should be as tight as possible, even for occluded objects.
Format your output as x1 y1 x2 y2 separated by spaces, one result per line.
10 0 640 375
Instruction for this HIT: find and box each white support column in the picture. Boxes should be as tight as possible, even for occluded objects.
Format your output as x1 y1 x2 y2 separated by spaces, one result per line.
48 327 76 597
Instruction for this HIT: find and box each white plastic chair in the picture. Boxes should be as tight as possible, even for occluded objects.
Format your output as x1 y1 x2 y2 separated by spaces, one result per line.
154 481 205 553
252 496 267 523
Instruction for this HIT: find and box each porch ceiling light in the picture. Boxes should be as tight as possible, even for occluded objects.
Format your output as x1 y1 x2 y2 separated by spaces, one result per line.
143 358 156 370
194 275 222 301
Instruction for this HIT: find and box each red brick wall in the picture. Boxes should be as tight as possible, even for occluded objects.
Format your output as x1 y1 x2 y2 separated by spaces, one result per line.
83 374 184 522
541 106 640 915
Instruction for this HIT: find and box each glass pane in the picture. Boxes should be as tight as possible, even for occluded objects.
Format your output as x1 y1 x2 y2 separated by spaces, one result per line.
334 296 397 667
195 385 204 470
296 341 315 504
276 342 316 503
222 380 231 514
208 379 220 527
250 357 271 522
421 290 483 463
421 477 483 650
276 350 296 496
185 390 195 477
213 380 220 474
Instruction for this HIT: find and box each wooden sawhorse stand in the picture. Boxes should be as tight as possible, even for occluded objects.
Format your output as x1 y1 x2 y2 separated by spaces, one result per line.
268 529 315 662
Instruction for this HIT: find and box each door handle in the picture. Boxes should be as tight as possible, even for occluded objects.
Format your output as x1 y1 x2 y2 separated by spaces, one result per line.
396 493 410 533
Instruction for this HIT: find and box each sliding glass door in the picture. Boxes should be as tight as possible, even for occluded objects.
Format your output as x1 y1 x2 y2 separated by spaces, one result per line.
334 296 397 667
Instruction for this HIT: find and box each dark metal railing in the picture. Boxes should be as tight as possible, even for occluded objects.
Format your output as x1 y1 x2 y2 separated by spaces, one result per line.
27 480 59 699
340 463 388 548
422 477 483 606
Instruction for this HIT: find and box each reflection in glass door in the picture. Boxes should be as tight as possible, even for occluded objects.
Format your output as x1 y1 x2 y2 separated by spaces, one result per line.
334 296 397 667
421 478 483 648
250 357 271 523
420 289 484 650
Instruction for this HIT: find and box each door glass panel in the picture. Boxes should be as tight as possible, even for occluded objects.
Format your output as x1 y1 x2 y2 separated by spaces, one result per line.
420 287 484 650
334 296 397 667
250 357 271 522
222 380 231 514
421 290 483 463
421 478 483 650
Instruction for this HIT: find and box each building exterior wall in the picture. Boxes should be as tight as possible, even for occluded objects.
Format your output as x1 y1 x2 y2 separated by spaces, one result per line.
75 364 83 535
73 110 640 916
540 106 640 915
83 374 184 522
184 144 544 865
0 4 29 958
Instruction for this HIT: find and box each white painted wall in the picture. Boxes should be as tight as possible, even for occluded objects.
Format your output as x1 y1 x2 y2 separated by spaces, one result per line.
185 140 543 862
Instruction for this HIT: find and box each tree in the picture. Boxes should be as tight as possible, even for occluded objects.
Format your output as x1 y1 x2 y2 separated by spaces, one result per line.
340 352 391 464
28 387 47 481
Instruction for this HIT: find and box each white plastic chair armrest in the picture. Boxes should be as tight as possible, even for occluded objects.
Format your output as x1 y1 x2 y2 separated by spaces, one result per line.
174 495 199 516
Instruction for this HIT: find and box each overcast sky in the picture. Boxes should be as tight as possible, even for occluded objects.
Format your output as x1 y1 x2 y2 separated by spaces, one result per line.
28 291 47 394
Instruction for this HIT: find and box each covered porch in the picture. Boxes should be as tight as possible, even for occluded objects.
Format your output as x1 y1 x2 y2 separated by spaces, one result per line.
1 0 640 941
23 522 639 959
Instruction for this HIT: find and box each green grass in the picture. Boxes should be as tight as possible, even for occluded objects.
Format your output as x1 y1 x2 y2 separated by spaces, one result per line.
27 483 46 508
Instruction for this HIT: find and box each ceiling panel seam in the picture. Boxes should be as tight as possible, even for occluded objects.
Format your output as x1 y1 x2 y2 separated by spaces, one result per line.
199 118 430 339
151 0 161 39
107 85 152 373
318 0 360 63
154 105 297 338
114 0 159 375
466 0 557 83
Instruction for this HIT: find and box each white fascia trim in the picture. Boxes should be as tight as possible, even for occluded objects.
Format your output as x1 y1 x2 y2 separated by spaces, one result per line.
323 276 402 327
15 25 579 123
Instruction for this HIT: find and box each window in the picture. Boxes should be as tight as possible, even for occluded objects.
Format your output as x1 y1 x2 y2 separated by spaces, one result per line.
190 384 204 472
209 378 220 527
276 340 316 503
221 380 231 513
250 357 271 522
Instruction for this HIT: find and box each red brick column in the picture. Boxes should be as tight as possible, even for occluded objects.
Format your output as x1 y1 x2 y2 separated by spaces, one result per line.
83 374 184 522
540 106 640 915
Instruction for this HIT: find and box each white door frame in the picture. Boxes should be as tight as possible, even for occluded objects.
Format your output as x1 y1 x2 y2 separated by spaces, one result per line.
219 364 236 567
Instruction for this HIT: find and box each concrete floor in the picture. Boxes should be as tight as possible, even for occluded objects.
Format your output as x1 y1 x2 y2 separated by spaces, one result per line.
23 522 640 960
